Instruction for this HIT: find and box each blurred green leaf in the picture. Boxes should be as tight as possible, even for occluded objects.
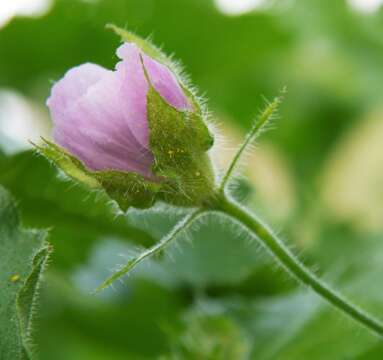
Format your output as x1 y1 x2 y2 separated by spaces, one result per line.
37 272 185 360
0 151 156 269
162 312 250 359
0 186 51 359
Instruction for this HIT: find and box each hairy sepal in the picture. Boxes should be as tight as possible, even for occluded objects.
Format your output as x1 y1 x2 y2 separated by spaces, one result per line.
35 139 160 211
146 84 215 207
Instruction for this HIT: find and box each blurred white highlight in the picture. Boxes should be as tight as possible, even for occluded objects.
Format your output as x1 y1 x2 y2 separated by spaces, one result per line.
0 89 50 154
0 0 52 28
348 0 383 13
214 0 266 15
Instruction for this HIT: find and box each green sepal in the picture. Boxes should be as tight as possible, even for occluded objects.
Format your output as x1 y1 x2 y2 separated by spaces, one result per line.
35 139 160 211
146 82 215 207
34 139 100 188
95 170 160 211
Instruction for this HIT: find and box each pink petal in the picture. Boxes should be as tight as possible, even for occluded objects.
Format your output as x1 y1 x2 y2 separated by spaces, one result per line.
117 43 192 111
47 63 108 122
48 62 153 176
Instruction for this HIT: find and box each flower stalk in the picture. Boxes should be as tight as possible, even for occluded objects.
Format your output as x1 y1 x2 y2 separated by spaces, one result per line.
214 194 383 338
96 186 383 337
93 86 383 337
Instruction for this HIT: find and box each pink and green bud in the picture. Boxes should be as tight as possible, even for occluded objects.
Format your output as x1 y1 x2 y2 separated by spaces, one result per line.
38 26 215 210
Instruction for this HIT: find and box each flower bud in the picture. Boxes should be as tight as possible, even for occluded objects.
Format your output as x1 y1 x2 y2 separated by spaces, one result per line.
39 26 215 210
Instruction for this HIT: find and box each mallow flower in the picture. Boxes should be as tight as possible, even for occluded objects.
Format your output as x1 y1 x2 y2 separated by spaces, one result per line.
39 26 215 210
37 27 383 338
36 27 383 339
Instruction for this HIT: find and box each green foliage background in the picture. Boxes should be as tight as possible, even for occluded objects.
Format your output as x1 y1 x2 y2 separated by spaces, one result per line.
1 0 383 358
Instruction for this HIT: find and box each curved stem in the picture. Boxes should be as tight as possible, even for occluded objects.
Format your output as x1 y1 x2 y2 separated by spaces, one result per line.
216 195 383 337
95 208 204 292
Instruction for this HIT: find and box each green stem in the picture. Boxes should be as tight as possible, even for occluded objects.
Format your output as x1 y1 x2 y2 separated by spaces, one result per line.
216 195 383 337
95 208 204 292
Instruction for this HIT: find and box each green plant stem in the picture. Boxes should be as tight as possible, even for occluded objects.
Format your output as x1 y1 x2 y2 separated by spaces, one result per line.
215 194 383 337
95 208 204 292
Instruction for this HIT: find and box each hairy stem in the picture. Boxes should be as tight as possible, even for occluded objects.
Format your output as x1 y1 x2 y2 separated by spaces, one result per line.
95 208 204 292
216 194 383 337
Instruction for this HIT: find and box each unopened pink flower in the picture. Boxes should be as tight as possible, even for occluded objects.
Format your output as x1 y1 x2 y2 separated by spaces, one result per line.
47 43 192 179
